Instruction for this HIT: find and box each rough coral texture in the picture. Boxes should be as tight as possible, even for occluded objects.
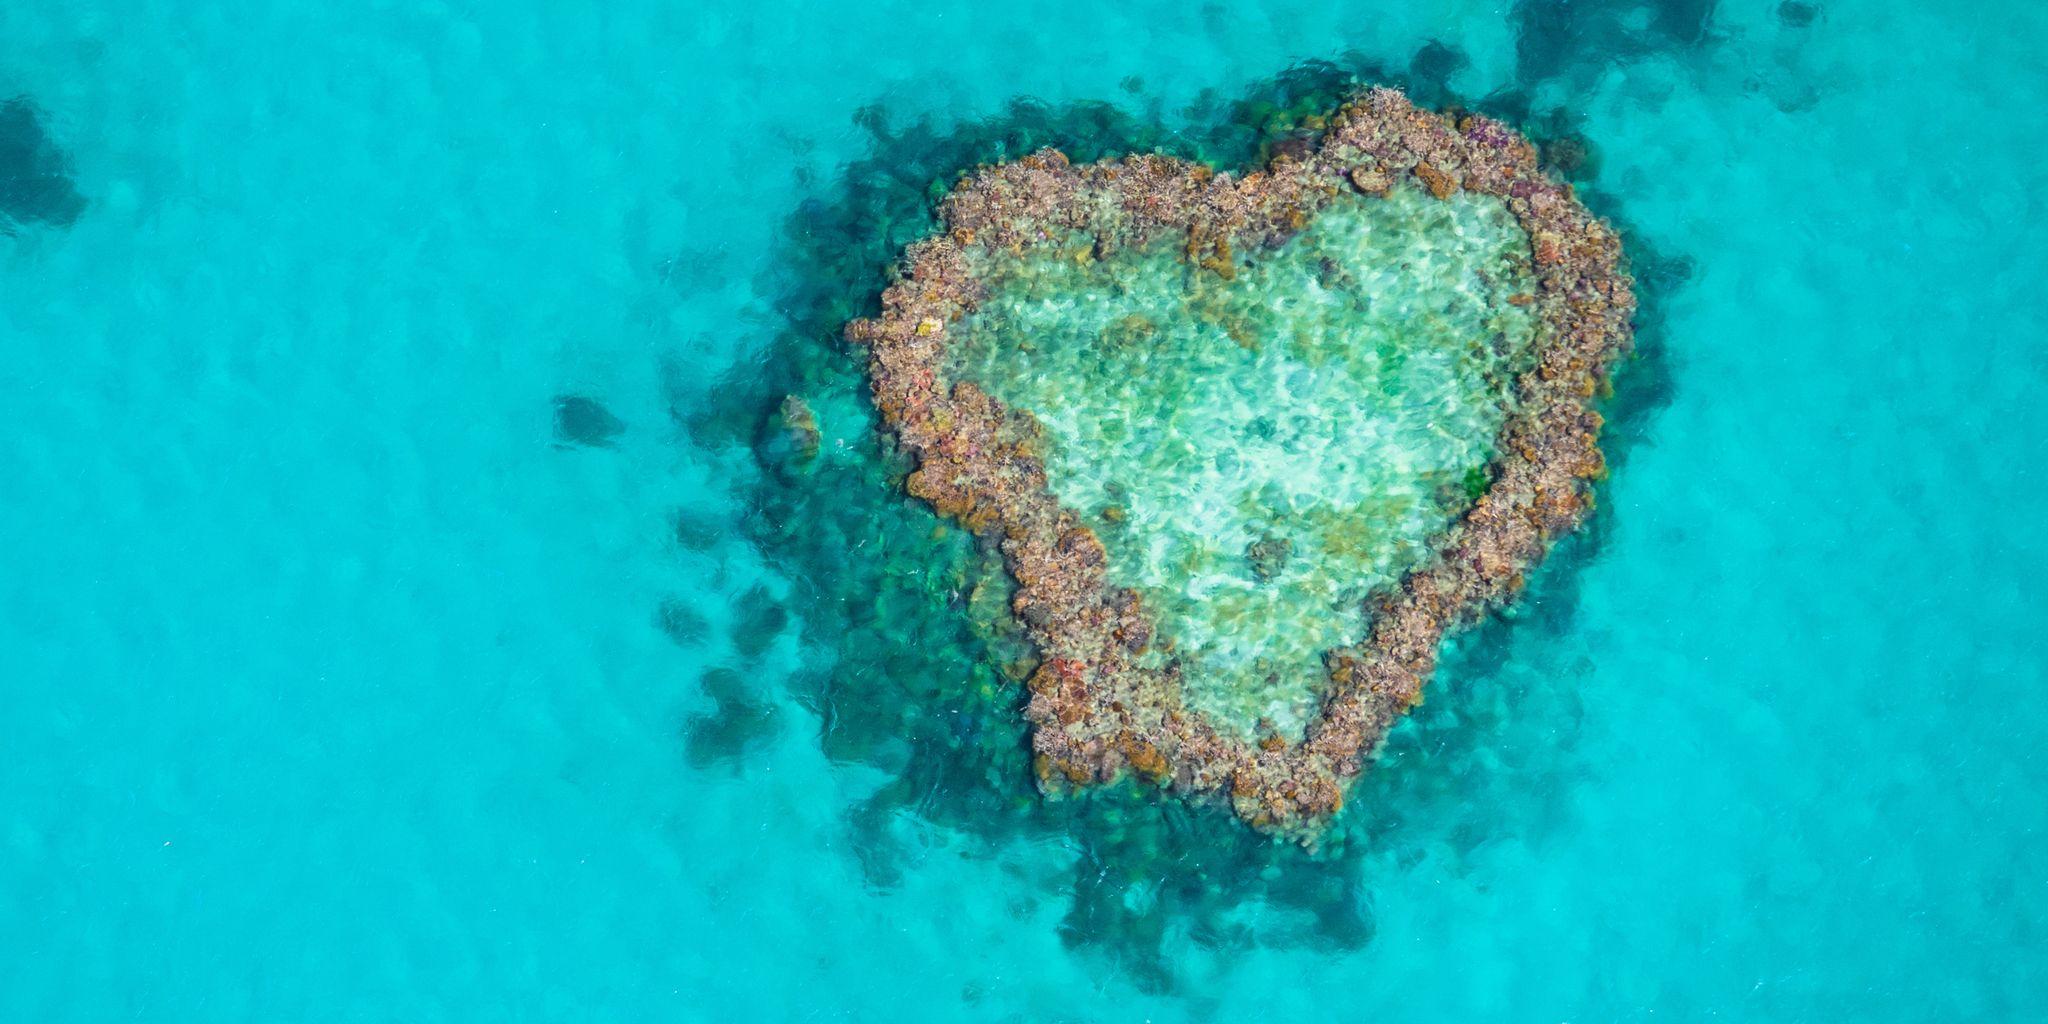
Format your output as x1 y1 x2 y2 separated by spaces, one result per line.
844 88 1635 843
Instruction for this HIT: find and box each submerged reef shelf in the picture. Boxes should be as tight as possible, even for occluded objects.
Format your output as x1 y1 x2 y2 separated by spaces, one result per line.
846 87 1634 842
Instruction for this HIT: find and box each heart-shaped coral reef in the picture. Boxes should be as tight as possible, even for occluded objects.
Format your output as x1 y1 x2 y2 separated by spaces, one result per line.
847 87 1634 841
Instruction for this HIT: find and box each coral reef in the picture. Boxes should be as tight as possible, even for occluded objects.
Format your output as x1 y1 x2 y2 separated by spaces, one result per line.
845 87 1634 842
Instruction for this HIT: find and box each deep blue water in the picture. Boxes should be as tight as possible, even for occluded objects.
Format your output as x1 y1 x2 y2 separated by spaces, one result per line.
4 1 2045 1020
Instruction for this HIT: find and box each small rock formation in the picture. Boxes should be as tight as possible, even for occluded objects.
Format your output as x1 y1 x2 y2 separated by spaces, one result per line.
777 395 822 461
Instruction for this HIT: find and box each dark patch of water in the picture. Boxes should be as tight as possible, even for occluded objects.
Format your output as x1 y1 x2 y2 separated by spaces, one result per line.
0 96 86 233
656 598 713 649
671 506 728 552
683 666 783 770
1777 1 1820 28
729 585 789 659
552 395 624 448
1511 0 1720 88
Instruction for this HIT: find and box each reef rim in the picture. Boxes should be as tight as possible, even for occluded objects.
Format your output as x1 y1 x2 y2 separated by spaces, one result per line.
846 87 1635 842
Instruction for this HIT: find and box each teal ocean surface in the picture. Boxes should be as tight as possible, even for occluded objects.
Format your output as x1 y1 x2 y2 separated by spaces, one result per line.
4 1 2045 1019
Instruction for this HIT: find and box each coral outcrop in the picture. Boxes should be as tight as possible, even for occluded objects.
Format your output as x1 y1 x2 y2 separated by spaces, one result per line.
845 88 1634 842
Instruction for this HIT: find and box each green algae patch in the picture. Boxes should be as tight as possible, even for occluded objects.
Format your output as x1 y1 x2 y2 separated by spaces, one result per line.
947 186 1538 738
847 88 1634 843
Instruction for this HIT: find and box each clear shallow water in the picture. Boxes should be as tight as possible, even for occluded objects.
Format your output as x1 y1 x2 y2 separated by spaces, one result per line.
3 2 2045 1021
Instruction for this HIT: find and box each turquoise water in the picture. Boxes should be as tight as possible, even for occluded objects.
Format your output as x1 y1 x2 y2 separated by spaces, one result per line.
3 1 2045 1020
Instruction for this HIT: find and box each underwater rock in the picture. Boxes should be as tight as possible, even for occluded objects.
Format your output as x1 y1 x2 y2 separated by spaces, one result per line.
1245 534 1293 584
0 96 86 232
845 87 1634 842
552 394 624 447
777 394 822 461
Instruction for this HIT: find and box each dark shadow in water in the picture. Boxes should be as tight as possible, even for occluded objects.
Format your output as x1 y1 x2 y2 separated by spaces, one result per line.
677 43 1697 992
683 666 784 770
656 597 714 649
0 96 85 233
670 505 728 552
1511 0 1720 89
1777 2 1820 28
553 395 624 448
728 584 789 659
